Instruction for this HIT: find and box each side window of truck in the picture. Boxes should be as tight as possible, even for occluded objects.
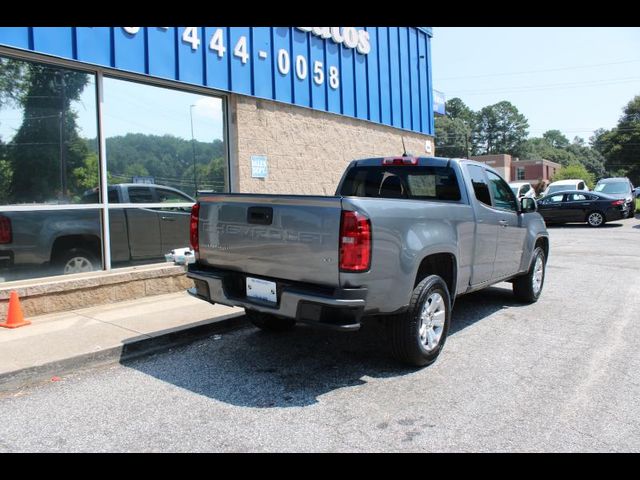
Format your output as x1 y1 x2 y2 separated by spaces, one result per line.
467 165 492 206
486 171 518 212
128 187 155 203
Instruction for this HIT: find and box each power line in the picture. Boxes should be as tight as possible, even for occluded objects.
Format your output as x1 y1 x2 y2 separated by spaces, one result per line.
447 76 640 96
435 59 640 81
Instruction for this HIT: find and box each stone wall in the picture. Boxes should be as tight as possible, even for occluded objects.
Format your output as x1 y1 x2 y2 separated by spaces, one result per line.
229 95 435 195
0 265 194 319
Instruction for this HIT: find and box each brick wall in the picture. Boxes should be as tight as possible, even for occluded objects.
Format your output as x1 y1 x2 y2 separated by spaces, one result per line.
230 95 434 195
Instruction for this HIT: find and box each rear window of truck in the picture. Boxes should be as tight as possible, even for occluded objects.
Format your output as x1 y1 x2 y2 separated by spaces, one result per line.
339 166 461 201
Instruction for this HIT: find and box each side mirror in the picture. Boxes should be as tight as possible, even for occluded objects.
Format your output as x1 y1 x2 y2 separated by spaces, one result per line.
521 197 537 213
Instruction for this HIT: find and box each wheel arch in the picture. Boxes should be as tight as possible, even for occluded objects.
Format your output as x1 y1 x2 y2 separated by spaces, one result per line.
50 234 101 263
414 252 457 304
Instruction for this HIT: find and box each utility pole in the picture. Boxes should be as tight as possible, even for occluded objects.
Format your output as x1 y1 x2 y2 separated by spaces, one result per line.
57 72 67 200
190 105 197 196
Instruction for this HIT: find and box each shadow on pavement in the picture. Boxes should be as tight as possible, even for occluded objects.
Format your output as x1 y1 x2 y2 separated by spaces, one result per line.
546 223 623 229
122 284 524 408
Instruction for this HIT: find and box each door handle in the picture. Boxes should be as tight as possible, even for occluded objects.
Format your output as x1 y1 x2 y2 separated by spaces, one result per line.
498 220 509 227
160 216 176 221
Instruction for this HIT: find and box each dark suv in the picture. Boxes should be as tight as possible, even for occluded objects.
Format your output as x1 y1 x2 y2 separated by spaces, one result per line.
594 177 636 218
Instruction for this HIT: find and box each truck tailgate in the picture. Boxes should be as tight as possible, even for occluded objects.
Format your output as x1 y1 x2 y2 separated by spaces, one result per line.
197 194 342 286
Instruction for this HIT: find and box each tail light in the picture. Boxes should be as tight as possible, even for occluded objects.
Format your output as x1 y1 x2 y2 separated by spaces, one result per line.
611 200 625 206
190 202 200 254
382 156 418 166
339 211 371 272
0 215 11 244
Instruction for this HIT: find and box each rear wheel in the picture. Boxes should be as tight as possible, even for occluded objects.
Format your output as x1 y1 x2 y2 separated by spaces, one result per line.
55 248 100 275
628 206 636 218
245 308 296 332
388 275 451 367
587 211 605 227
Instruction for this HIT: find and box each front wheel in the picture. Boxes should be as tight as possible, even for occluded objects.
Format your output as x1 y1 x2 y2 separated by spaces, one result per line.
587 211 605 227
245 308 296 332
388 275 451 367
513 246 546 303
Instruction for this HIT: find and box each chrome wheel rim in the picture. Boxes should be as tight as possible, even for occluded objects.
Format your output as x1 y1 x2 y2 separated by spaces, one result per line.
64 257 94 274
588 212 603 226
532 255 544 295
419 292 446 352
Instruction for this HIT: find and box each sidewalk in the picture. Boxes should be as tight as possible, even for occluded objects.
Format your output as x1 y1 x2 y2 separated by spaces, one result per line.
0 291 246 393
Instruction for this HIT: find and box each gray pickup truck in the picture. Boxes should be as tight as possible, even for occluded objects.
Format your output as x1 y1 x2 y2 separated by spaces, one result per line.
187 156 549 366
0 183 194 280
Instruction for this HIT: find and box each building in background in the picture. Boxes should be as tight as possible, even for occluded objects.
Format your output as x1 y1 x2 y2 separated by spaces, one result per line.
469 154 560 192
469 154 514 182
0 27 435 289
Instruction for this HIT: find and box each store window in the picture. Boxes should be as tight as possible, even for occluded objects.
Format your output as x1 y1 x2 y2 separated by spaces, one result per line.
0 55 102 282
1 54 228 283
516 167 525 180
102 77 227 269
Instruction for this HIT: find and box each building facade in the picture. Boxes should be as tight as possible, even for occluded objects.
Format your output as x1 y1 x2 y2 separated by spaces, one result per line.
0 27 435 296
510 158 561 191
468 154 513 182
469 154 561 192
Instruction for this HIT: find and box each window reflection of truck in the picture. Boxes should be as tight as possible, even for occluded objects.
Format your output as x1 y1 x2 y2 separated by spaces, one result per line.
0 184 195 279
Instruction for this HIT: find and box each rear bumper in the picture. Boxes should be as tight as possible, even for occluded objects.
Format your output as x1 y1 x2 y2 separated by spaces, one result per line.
606 207 626 221
187 265 367 331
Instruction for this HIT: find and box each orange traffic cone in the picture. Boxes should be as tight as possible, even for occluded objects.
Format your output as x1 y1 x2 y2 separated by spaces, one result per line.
0 291 31 329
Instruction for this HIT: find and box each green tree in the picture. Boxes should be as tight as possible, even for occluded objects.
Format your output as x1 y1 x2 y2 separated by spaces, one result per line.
72 152 103 193
551 163 595 188
0 158 12 204
445 97 475 125
435 97 475 158
6 64 91 203
474 101 529 155
596 95 640 184
542 130 570 149
435 116 471 158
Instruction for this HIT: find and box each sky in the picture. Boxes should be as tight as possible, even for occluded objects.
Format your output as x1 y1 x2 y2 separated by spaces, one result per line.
430 27 640 143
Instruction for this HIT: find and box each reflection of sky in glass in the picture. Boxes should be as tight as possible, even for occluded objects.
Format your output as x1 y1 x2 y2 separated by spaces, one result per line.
102 77 224 142
0 74 224 144
0 76 98 143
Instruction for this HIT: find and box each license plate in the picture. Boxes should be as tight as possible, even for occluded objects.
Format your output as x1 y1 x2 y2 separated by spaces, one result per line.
246 277 277 303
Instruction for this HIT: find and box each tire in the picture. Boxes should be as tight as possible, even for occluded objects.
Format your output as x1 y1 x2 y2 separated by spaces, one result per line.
513 246 546 303
388 275 451 367
55 248 100 275
245 308 295 332
586 210 605 227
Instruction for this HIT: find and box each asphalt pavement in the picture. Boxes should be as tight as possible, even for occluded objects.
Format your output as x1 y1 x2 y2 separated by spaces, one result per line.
0 218 638 452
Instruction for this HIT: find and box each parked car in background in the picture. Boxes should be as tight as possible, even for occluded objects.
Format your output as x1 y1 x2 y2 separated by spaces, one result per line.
542 179 589 197
0 184 195 281
593 177 636 218
537 190 628 227
634 186 640 198
509 182 536 199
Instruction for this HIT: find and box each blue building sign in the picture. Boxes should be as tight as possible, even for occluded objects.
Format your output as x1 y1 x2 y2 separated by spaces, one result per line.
0 27 434 135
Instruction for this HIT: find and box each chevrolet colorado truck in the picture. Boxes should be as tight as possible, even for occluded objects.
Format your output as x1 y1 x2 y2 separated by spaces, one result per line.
187 156 549 366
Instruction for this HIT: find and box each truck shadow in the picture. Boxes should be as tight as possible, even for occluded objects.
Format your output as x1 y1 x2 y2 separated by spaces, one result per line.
122 285 522 409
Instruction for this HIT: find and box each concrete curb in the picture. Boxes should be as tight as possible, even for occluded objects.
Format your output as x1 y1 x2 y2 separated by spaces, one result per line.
0 313 248 395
